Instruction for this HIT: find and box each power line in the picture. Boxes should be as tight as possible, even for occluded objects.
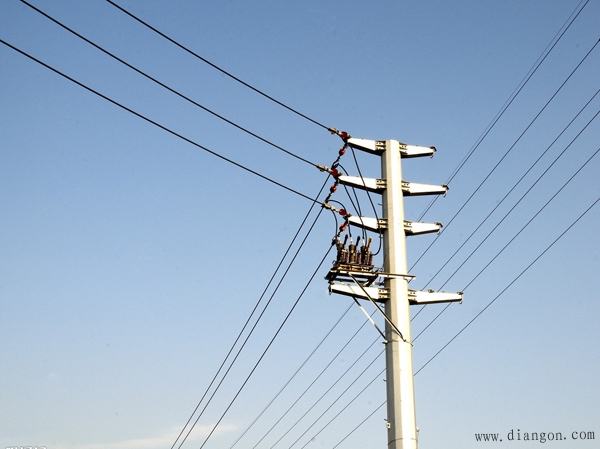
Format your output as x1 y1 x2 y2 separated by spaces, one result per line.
438 111 600 292
289 349 384 449
0 39 321 205
19 0 319 169
268 339 382 449
298 365 386 449
416 0 591 222
106 0 331 131
234 310 377 449
269 87 598 449
331 193 600 447
196 243 335 449
226 303 354 449
331 399 384 449
413 143 600 341
415 194 600 375
424 91 600 290
410 37 600 271
1 36 361 449
171 178 330 449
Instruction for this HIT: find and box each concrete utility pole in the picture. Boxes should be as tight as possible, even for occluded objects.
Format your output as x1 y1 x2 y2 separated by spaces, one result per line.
327 138 463 449
381 140 417 449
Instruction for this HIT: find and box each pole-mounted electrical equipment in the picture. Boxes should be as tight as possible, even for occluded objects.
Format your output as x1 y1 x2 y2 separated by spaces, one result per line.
326 137 463 449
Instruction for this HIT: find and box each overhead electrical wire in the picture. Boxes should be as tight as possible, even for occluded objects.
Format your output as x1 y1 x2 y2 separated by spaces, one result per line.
349 145 383 255
0 39 321 206
222 3 594 445
416 0 591 222
105 0 331 131
301 367 385 449
414 137 600 339
328 194 600 447
231 310 377 449
225 303 354 449
291 136 600 447
170 179 330 449
267 339 382 449
196 244 335 449
20 0 319 169
421 90 600 291
174 147 350 448
10 2 594 446
0 38 358 449
410 37 600 271
415 193 600 375
410 97 600 325
232 57 600 444
286 348 384 449
435 110 600 293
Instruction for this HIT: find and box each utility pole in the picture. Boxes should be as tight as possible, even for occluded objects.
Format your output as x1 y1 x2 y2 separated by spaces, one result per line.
326 138 463 449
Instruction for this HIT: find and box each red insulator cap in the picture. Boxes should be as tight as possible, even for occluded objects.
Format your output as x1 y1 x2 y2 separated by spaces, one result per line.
339 224 347 232
331 168 340 178
330 185 337 193
339 147 346 156
339 209 347 216
340 131 349 140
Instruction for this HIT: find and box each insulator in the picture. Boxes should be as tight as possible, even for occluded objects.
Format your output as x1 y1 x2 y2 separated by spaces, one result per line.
331 168 340 178
330 185 337 193
348 240 356 264
339 209 347 216
339 147 346 156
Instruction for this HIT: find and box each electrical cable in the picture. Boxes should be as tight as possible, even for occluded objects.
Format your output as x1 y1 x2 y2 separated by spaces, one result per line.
330 193 600 447
172 146 349 447
0 39 321 206
225 303 353 449
299 365 386 449
412 93 600 323
350 146 383 255
174 167 347 448
303 141 600 448
281 106 600 449
239 311 377 449
331 399 384 449
412 143 600 342
286 348 384 449
0 38 353 448
415 194 600 375
410 37 600 271
106 0 331 131
196 243 335 449
416 0 591 222
268 340 382 449
437 110 600 292
421 91 600 291
19 0 319 169
170 179 330 449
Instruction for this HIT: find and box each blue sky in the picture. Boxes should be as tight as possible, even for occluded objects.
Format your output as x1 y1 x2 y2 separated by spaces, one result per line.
1 1 599 448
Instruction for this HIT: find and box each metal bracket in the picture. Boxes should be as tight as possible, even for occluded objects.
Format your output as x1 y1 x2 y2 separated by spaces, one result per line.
346 138 436 159
347 216 442 235
408 290 463 305
348 274 407 343
337 175 386 193
401 181 448 196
